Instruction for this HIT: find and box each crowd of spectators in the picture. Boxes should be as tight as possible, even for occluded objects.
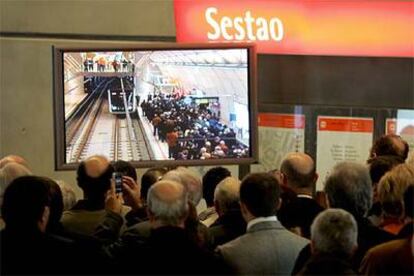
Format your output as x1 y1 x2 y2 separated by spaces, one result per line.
0 133 413 275
140 91 249 160
82 58 135 73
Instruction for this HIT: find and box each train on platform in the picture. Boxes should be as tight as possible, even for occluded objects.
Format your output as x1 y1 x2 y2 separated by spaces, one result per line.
108 77 137 115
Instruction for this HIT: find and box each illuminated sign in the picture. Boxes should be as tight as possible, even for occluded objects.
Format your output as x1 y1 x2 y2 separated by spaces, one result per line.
174 0 414 57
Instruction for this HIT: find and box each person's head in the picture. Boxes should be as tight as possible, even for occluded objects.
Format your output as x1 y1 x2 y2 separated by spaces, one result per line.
280 152 318 194
324 162 372 218
369 134 409 161
56 180 77 211
113 160 137 182
403 184 414 220
311 209 358 257
1 176 51 232
377 164 414 219
0 162 32 209
76 155 113 200
367 155 404 202
141 167 168 202
214 177 241 216
147 180 189 228
239 173 281 222
163 167 202 205
43 178 64 233
202 167 231 206
368 155 404 185
0 155 29 169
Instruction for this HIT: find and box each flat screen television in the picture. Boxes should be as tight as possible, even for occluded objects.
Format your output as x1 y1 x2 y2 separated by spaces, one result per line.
53 43 257 170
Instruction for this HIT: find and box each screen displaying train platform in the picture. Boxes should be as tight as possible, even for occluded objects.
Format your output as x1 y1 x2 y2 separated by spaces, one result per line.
59 46 255 167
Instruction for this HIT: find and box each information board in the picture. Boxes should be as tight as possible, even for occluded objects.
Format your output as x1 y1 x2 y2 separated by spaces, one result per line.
316 116 374 190
251 113 305 172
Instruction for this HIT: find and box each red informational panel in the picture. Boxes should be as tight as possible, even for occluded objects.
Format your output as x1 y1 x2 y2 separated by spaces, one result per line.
318 117 374 133
258 113 305 129
252 113 305 172
174 0 414 57
316 116 374 190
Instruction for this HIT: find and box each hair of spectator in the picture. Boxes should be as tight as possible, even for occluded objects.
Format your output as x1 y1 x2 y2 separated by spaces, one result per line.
214 176 241 214
403 184 414 219
1 176 51 229
162 167 202 205
324 162 372 218
141 167 168 201
377 163 414 218
76 156 114 199
280 152 317 189
56 180 77 211
370 134 409 161
367 155 404 185
0 162 32 208
43 177 64 233
112 160 137 182
147 180 189 226
0 155 29 170
311 208 358 256
240 172 281 217
203 166 231 206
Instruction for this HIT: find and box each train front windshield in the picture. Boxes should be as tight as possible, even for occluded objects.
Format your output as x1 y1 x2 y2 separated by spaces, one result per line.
110 91 134 113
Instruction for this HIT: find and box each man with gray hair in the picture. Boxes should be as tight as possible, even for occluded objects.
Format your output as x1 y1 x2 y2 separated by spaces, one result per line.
102 180 229 274
298 209 358 275
146 180 189 228
292 162 395 274
162 167 206 214
208 177 246 248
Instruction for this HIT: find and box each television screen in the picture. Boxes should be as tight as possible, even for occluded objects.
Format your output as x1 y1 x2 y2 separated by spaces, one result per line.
54 44 257 169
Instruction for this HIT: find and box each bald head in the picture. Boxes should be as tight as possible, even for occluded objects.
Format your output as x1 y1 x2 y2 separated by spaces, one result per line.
280 152 317 190
147 180 189 227
163 167 202 205
76 155 113 199
0 155 29 170
84 155 110 178
151 180 185 203
370 134 409 161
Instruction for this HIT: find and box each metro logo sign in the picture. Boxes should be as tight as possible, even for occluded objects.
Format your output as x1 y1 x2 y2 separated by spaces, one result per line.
174 0 414 57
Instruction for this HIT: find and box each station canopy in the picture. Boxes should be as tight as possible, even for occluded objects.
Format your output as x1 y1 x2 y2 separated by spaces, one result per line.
144 49 249 105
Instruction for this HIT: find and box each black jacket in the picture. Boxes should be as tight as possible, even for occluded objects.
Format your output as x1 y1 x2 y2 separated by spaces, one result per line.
208 209 246 249
1 228 75 275
278 196 324 239
113 226 231 275
296 253 356 275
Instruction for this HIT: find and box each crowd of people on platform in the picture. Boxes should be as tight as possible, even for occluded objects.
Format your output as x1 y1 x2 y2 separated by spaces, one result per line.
0 133 413 275
82 58 135 73
140 91 249 160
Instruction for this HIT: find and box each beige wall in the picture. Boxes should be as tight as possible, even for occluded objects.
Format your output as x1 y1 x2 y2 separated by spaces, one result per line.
0 1 239 198
0 1 176 198
0 0 175 36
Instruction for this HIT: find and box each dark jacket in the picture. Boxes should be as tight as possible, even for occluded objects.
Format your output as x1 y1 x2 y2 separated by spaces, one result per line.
297 253 356 275
1 228 75 275
208 209 246 249
100 223 230 275
359 222 413 275
278 195 324 239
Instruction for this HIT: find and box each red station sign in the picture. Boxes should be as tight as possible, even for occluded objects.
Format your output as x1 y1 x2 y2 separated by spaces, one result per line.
174 0 414 57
